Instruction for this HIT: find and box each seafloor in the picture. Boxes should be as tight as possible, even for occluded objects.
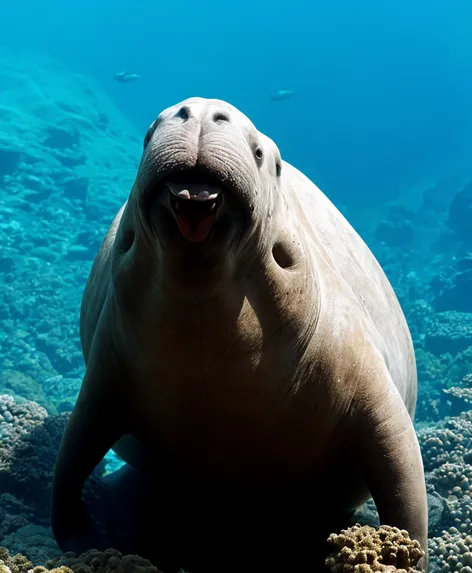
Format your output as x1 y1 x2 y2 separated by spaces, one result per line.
0 48 471 572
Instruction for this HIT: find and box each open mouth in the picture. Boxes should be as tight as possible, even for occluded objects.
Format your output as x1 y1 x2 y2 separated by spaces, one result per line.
165 180 225 243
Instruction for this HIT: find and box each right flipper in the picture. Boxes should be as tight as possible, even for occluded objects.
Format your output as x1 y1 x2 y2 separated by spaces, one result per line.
51 339 127 554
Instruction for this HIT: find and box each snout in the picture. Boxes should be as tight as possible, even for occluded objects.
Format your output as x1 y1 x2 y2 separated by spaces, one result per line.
137 99 261 245
140 99 259 194
136 98 263 249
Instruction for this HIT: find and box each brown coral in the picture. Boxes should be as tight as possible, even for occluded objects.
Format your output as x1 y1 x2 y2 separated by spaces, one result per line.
0 548 162 573
45 548 161 573
443 387 472 406
0 546 34 573
325 523 425 573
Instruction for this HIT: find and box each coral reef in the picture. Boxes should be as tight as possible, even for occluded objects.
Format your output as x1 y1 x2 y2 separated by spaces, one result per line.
0 47 141 400
0 45 471 573
0 394 108 535
0 393 468 571
425 313 472 356
0 525 430 573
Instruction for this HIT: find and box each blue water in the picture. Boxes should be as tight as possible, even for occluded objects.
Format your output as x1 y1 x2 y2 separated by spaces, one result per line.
0 0 472 571
3 0 472 213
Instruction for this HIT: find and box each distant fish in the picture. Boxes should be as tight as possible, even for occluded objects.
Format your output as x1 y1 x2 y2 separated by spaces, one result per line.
270 89 296 102
114 71 141 84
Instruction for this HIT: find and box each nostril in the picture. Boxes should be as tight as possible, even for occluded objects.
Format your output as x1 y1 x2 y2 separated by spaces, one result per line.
175 106 191 121
213 111 230 124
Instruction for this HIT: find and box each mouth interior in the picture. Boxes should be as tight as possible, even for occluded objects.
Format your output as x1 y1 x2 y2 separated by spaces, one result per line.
165 178 224 243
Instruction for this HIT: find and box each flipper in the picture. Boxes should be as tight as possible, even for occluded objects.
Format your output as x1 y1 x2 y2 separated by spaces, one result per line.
355 361 429 570
51 328 127 554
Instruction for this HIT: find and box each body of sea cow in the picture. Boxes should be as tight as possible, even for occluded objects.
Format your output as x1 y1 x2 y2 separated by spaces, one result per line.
51 97 428 572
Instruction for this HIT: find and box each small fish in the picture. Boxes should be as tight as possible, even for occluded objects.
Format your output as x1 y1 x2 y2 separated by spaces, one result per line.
270 89 296 102
114 71 141 84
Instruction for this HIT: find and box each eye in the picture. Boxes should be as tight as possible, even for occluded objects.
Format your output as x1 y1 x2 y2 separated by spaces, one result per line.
254 146 264 162
276 162 282 177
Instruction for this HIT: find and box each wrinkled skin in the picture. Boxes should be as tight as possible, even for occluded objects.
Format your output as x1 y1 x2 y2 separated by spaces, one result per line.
51 98 428 572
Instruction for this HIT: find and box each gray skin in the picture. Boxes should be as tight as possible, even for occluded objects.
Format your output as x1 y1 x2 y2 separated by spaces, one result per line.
51 97 428 572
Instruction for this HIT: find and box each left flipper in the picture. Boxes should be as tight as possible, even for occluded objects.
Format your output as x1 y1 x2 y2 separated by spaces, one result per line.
353 361 429 571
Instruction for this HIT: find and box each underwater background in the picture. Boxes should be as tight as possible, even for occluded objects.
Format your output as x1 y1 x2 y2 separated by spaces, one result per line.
0 0 472 571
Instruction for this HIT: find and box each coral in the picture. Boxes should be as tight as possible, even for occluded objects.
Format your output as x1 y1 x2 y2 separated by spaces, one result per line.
431 461 471 499
0 394 106 522
414 348 449 422
0 370 57 415
406 300 435 344
425 312 472 355
325 523 424 573
443 376 472 417
0 547 162 573
0 546 34 573
417 410 472 541
445 353 472 394
1 524 61 565
429 528 472 573
0 546 69 573
0 394 65 513
46 549 161 573
418 411 472 473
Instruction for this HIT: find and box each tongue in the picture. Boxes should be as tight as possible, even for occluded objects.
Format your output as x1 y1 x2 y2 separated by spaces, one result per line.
176 212 215 243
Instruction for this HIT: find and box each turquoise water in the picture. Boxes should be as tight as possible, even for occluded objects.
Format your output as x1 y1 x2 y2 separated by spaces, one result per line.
0 1 471 571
